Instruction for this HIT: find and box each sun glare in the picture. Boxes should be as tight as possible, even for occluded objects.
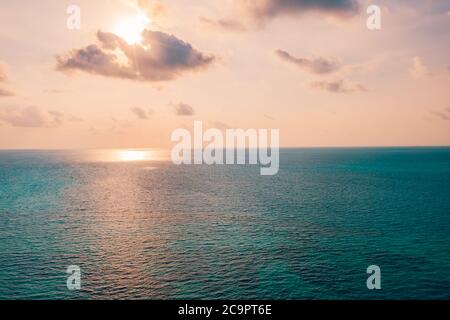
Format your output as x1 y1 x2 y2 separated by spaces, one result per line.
114 11 150 45
116 150 150 162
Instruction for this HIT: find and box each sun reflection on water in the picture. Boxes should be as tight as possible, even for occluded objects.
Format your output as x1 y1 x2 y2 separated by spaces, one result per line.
77 149 169 163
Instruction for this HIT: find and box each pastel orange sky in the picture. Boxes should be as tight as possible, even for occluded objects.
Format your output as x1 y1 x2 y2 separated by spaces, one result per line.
0 0 449 149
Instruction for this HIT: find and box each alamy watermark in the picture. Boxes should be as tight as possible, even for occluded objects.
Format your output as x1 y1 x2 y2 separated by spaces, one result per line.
171 121 279 176
66 5 81 30
367 265 381 290
66 265 81 290
367 5 382 30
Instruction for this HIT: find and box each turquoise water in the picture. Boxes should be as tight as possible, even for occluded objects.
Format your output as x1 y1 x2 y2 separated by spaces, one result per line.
0 148 449 299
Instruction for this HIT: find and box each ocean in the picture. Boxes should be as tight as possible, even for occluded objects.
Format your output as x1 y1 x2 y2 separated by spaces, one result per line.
0 148 449 299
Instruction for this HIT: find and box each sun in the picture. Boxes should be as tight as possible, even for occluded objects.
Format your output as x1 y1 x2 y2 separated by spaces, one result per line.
114 11 151 45
116 150 150 162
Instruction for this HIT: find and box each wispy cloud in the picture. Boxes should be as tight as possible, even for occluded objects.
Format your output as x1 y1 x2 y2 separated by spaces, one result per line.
0 106 81 127
0 64 14 97
174 102 195 116
138 0 166 19
56 30 215 82
409 56 432 79
431 108 450 120
0 88 14 97
43 89 64 94
0 65 7 83
67 115 84 122
0 106 56 128
311 79 367 93
199 17 246 32
275 50 341 74
130 106 153 119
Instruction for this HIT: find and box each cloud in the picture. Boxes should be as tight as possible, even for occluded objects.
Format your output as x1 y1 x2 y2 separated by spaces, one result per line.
0 107 81 127
199 17 246 32
48 110 65 126
431 108 450 120
0 65 7 82
203 0 360 32
0 64 14 97
213 121 231 129
310 79 367 93
275 50 341 74
0 88 14 97
138 0 166 19
68 115 84 122
131 106 153 119
409 56 432 79
241 0 360 25
56 30 215 82
44 89 64 94
0 106 50 128
174 102 195 116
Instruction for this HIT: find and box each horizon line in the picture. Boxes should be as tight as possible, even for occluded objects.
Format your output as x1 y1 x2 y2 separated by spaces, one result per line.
1 145 450 152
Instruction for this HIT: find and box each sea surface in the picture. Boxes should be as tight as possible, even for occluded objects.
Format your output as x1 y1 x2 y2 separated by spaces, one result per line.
0 148 449 299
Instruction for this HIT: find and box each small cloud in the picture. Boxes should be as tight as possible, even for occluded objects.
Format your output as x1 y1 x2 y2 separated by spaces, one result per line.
199 17 246 32
48 110 65 126
68 115 84 122
130 106 152 119
275 49 341 74
0 106 82 127
310 79 367 93
174 102 195 116
0 64 14 97
0 106 57 128
0 65 7 82
56 30 215 82
0 88 14 97
409 56 432 79
44 89 64 94
431 108 450 120
213 121 231 129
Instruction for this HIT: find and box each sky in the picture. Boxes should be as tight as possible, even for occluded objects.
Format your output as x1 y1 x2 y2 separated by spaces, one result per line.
0 0 449 149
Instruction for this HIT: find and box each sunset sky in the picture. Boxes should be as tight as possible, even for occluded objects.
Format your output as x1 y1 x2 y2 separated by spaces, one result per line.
0 0 449 149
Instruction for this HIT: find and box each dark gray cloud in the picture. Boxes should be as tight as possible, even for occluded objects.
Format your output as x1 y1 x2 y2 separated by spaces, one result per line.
56 30 215 82
174 102 195 116
311 79 367 93
202 0 360 32
242 0 360 24
131 106 153 119
275 49 341 74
